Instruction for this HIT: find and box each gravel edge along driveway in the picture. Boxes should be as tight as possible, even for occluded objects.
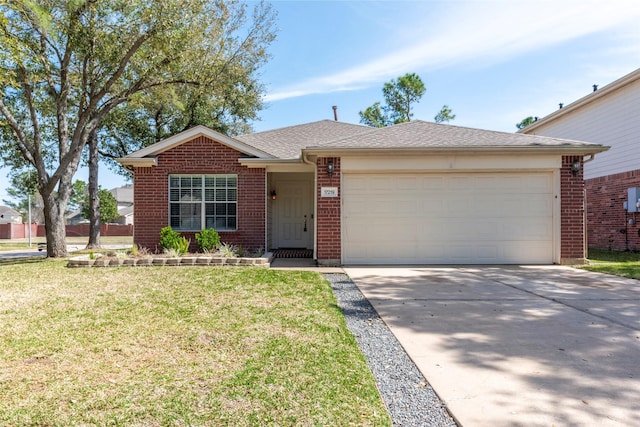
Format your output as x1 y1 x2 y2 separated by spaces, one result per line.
325 273 457 427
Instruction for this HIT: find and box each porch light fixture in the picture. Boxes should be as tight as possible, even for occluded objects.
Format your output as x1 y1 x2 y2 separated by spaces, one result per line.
571 159 581 176
270 190 277 200
326 159 335 177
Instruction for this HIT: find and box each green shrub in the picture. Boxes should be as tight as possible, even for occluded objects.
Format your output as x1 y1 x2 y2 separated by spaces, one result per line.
159 226 190 255
159 226 181 251
195 228 220 253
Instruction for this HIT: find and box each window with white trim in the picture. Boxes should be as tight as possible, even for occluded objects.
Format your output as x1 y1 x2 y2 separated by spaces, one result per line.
169 175 237 231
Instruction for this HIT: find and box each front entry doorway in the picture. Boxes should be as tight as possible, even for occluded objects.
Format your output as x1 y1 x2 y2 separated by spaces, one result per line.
272 176 313 250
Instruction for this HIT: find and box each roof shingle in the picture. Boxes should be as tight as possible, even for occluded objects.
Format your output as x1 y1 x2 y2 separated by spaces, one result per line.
310 120 605 150
236 120 371 159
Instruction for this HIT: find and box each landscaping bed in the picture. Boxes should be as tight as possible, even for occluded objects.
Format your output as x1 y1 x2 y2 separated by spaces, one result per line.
67 252 272 268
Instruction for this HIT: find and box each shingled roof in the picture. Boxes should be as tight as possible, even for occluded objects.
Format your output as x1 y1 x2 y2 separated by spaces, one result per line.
119 119 608 169
306 120 607 152
236 120 371 159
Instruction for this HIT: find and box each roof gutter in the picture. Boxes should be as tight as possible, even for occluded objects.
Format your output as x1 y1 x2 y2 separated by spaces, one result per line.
303 145 609 157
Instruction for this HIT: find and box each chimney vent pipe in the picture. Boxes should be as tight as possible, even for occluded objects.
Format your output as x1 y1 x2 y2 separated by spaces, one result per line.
593 84 598 92
332 105 338 121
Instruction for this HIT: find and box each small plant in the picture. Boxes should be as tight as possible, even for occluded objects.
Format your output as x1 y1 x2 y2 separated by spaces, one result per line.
159 226 190 255
195 228 220 253
175 236 190 255
163 248 181 258
159 226 181 251
236 245 245 258
219 243 238 258
249 246 265 258
130 244 139 257
89 251 95 260
137 246 151 258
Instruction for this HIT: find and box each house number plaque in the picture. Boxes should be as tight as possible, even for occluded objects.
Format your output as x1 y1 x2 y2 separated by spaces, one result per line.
321 187 338 197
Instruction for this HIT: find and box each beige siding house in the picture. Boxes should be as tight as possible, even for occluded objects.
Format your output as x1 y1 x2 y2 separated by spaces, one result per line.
520 68 640 250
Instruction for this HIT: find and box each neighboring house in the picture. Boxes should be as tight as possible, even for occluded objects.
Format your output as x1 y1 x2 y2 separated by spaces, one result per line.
118 120 606 265
520 68 640 251
66 184 134 225
110 184 134 225
0 206 23 224
66 208 88 225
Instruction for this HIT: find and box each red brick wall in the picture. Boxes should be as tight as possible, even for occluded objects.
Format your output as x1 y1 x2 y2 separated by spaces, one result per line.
585 169 640 251
560 156 586 262
316 157 341 264
133 136 265 253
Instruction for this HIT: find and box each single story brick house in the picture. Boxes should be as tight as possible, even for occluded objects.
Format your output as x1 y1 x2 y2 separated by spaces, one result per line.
117 120 607 265
519 68 640 251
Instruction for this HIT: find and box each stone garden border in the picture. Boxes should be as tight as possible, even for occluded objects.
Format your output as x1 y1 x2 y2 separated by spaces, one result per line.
67 252 273 268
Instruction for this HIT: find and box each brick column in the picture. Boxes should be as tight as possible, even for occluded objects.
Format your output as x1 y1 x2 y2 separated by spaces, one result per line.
316 157 341 265
560 156 586 264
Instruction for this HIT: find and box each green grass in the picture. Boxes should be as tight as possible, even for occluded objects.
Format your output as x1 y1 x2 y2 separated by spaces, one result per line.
583 248 640 279
0 262 390 426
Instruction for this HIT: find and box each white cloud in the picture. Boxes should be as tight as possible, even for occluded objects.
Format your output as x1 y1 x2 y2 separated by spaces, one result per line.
265 0 640 102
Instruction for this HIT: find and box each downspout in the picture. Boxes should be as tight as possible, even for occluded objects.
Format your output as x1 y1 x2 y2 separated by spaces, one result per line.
581 154 595 260
302 152 318 260
264 168 268 258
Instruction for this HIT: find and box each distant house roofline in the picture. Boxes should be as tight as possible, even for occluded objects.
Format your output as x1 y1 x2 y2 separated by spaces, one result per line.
519 67 640 134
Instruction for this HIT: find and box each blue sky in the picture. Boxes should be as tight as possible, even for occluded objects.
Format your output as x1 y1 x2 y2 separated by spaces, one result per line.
2 0 640 202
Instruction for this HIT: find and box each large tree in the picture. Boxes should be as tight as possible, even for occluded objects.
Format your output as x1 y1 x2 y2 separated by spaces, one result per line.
0 0 276 257
434 104 456 123
82 187 118 224
360 73 455 127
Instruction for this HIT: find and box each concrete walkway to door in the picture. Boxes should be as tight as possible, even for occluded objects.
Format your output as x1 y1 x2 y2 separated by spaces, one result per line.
345 266 640 427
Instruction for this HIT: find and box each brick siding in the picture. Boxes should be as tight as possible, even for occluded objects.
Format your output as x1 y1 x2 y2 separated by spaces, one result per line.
316 157 341 265
560 156 587 263
133 136 265 253
585 168 640 251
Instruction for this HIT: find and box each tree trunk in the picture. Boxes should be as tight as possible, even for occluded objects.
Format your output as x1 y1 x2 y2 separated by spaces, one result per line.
41 189 68 258
86 128 101 249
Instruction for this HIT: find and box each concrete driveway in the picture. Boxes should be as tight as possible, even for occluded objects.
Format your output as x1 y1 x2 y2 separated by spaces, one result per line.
345 266 640 427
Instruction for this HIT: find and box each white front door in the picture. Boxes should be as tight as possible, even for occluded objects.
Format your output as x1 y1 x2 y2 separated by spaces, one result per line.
275 180 313 248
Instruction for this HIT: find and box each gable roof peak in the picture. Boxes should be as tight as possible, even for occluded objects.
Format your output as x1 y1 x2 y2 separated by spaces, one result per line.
119 124 274 163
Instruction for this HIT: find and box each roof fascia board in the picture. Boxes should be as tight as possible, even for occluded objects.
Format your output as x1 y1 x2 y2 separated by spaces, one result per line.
116 157 157 168
520 68 640 134
303 146 609 157
124 125 274 159
239 158 314 172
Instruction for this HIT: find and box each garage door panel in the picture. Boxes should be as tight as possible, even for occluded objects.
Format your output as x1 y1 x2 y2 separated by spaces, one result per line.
502 219 552 240
343 172 555 264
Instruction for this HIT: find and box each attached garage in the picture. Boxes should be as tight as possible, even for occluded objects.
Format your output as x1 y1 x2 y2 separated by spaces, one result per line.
342 170 557 264
122 119 608 266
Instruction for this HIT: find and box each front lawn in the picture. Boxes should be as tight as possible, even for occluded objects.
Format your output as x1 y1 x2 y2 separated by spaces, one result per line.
583 248 640 279
0 261 389 426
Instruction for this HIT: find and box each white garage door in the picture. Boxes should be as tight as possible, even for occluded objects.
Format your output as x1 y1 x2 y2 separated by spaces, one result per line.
342 172 555 264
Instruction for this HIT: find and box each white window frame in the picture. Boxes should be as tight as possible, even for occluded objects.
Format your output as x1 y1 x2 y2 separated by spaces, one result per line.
168 174 238 231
